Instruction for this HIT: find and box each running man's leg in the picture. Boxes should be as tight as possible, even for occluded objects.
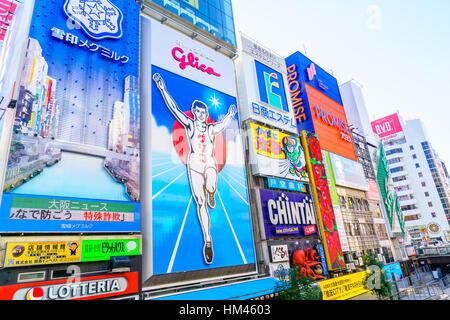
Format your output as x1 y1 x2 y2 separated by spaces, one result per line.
188 169 214 264
205 167 218 209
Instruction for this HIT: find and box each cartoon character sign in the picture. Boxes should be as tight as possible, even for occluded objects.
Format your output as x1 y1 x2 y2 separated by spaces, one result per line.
153 73 237 264
281 136 307 178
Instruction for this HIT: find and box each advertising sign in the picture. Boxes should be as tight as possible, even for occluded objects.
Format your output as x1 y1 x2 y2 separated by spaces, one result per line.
367 180 382 201
301 131 345 270
383 262 404 282
322 150 350 252
144 18 256 281
0 272 138 300
272 239 326 280
81 238 140 262
0 0 141 233
377 143 405 236
269 261 290 280
3 238 140 267
329 152 369 191
267 177 305 193
248 122 308 182
269 244 289 263
5 241 81 267
285 52 357 161
371 113 403 140
236 34 297 133
258 189 318 239
320 271 368 300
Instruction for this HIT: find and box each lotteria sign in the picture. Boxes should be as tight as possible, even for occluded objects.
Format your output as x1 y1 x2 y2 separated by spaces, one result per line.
0 272 138 300
258 189 318 239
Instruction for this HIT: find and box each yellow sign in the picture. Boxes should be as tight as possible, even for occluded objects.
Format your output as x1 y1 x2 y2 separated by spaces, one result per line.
5 241 82 267
250 122 295 159
183 0 199 9
320 271 368 300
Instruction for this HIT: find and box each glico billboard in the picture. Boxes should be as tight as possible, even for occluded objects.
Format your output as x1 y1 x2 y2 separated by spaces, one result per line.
285 52 357 161
141 17 256 286
371 113 403 140
0 0 141 233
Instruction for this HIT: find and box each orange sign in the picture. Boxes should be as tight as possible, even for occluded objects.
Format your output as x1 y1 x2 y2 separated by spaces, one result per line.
305 84 357 161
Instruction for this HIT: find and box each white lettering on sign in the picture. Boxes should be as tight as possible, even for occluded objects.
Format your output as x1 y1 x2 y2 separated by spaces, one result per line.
375 121 393 135
267 193 316 226
13 277 128 300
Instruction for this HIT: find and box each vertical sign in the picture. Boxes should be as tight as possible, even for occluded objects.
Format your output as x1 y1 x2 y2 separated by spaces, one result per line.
0 0 141 233
301 130 345 271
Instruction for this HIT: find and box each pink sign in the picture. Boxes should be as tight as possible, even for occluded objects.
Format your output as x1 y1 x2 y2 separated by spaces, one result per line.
371 113 403 139
0 0 18 40
367 180 382 201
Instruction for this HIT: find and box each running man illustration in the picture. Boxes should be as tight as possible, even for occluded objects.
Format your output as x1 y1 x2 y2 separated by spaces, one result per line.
153 73 237 265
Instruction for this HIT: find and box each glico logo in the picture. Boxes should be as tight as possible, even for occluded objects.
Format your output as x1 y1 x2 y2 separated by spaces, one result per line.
172 47 221 77
255 60 288 112
63 0 124 40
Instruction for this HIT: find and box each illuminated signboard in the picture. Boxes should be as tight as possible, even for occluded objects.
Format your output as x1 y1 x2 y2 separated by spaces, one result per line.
3 238 141 267
371 113 403 140
143 17 256 283
328 152 369 191
0 0 17 41
236 34 297 133
257 189 318 239
320 271 368 300
286 52 357 161
0 272 139 300
0 0 141 233
248 122 308 182
301 131 345 271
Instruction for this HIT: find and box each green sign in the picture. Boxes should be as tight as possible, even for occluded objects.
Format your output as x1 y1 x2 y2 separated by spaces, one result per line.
322 150 340 206
81 239 140 262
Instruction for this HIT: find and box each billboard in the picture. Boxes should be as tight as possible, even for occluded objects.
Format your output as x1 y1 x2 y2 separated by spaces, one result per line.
0 0 141 233
285 52 357 161
143 17 256 283
0 272 138 300
371 113 403 140
257 189 318 239
322 150 350 252
235 34 297 133
301 131 345 271
320 271 368 300
367 180 382 202
329 152 369 191
268 239 327 280
248 122 308 182
3 237 140 267
383 262 404 282
377 143 405 236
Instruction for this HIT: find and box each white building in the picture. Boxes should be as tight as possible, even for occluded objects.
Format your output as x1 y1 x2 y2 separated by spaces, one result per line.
372 113 450 245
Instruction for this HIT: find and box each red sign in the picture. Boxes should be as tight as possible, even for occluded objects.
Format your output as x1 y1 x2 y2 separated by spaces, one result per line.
0 0 17 41
304 225 317 236
0 272 139 300
371 113 403 140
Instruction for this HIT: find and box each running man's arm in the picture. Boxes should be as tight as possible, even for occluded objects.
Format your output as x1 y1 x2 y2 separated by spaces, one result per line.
211 104 237 136
153 73 191 127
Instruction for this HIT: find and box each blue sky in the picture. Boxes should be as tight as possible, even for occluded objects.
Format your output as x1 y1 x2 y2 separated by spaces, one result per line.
232 0 450 166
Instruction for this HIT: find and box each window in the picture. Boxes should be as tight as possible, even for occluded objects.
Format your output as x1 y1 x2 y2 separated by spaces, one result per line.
428 202 433 207
418 172 423 178
415 163 420 168
431 212 437 218
413 154 417 159
421 182 426 187
339 196 347 209
410 145 414 150
356 199 362 211
18 271 46 283
425 192 430 197
390 166 404 174
386 148 403 156
347 197 355 210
